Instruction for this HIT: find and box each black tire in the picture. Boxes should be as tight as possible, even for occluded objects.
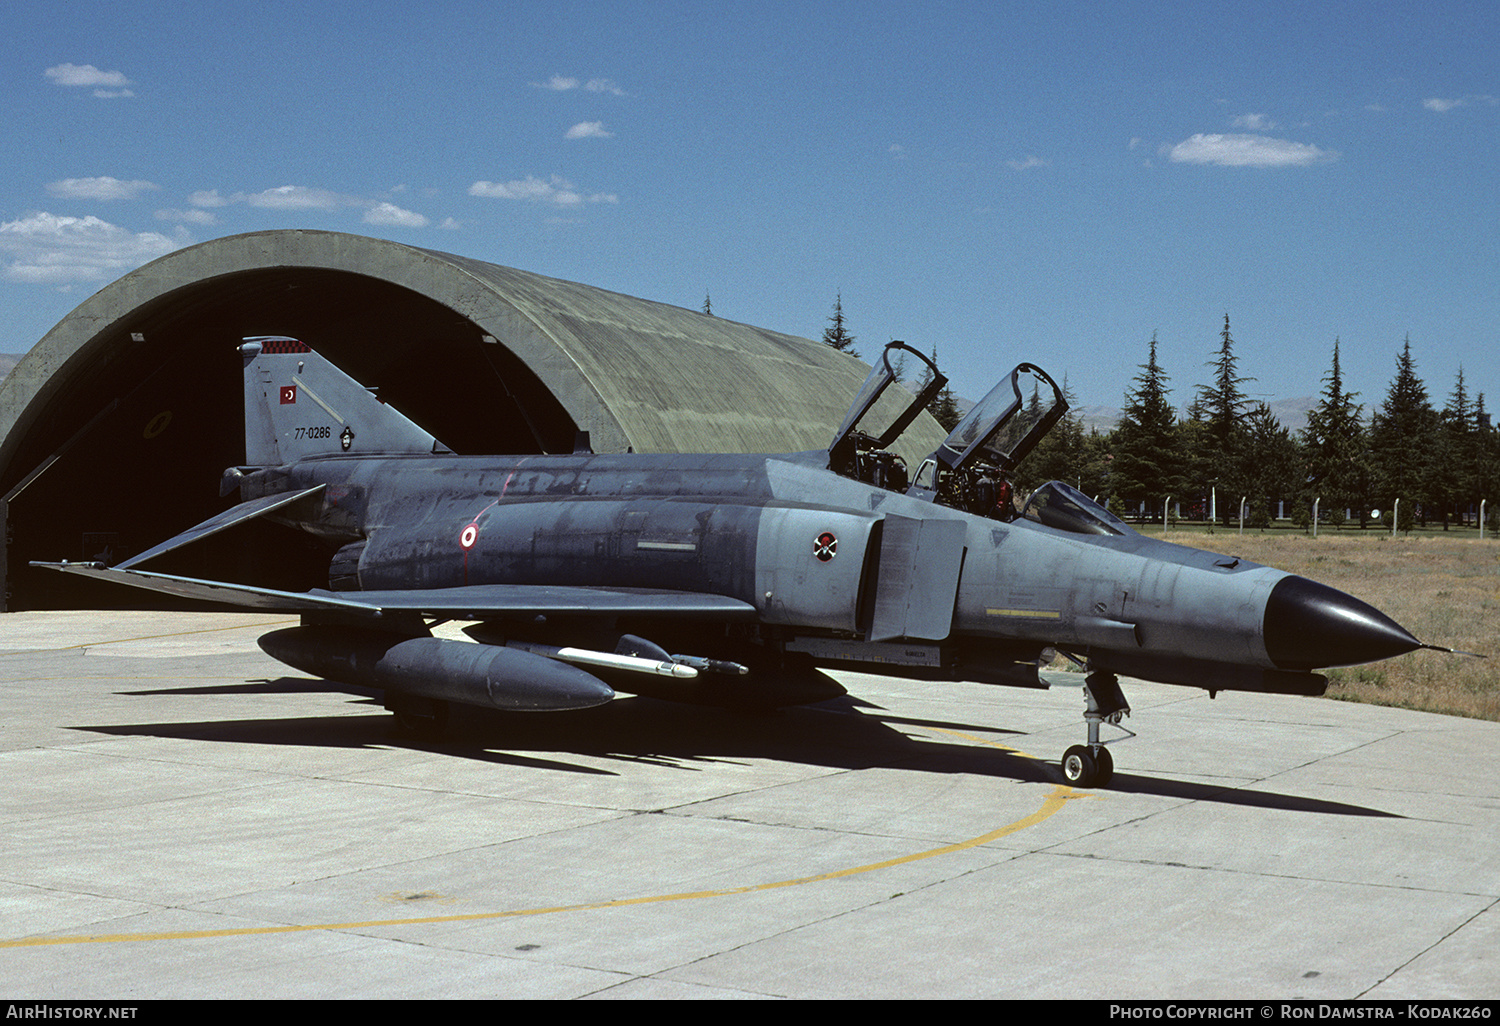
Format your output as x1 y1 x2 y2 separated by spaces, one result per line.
1092 745 1114 786
1061 745 1097 787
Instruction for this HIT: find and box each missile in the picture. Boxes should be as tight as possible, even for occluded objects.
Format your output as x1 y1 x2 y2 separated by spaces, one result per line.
258 626 615 711
506 640 699 679
504 641 751 679
669 654 752 676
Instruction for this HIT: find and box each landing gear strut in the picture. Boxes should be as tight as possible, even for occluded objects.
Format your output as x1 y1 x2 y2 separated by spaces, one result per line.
1060 671 1131 787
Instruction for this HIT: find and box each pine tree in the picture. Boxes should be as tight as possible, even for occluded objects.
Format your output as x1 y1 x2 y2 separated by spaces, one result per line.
1368 336 1437 531
1192 314 1255 521
1240 403 1298 527
913 346 935 394
1300 339 1366 528
918 346 962 430
1438 366 1479 528
1077 429 1114 501
1022 376 1084 489
929 382 963 431
702 292 713 316
821 293 859 357
1110 332 1179 511
1475 393 1500 532
890 348 909 385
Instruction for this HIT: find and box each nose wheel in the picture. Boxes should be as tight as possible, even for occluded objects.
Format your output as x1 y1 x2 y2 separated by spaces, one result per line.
1060 671 1130 787
1062 743 1114 787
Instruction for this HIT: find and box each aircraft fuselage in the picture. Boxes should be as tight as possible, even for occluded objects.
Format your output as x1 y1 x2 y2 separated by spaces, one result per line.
33 337 1433 786
246 448 1382 697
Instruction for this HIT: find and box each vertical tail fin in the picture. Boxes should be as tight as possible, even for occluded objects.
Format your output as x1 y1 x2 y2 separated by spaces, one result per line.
240 337 443 466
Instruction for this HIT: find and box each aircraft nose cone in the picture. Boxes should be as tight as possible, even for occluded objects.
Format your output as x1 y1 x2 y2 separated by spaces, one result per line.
1263 575 1422 670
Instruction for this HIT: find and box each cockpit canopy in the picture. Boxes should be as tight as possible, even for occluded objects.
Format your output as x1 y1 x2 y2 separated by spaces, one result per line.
828 342 945 457
829 342 1070 520
827 342 946 493
1020 480 1133 536
931 363 1067 476
826 343 1131 537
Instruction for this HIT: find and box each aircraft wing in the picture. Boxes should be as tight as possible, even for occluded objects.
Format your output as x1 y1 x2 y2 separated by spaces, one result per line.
28 562 759 621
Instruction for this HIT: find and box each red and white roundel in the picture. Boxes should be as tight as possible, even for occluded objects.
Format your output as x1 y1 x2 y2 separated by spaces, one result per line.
814 531 837 562
459 522 479 550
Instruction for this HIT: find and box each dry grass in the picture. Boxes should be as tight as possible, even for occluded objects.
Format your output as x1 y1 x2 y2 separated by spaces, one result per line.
1163 528 1500 721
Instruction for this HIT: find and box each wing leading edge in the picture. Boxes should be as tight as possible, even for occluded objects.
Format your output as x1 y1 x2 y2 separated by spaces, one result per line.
28 562 759 621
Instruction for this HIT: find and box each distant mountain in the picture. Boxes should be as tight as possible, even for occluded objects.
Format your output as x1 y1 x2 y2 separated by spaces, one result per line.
1264 396 1318 434
1072 405 1126 436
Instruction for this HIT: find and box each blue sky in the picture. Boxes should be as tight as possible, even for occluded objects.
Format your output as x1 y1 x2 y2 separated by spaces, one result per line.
3 0 1496 416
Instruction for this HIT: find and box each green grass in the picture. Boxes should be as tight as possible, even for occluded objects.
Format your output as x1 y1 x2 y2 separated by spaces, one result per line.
1162 531 1500 721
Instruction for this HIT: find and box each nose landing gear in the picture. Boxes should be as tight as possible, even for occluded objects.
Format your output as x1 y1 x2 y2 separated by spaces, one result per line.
1060 671 1132 787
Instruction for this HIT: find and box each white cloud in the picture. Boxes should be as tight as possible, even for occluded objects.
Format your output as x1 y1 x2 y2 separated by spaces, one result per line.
238 185 349 210
1006 155 1048 171
44 63 134 98
362 202 430 228
46 177 158 201
0 212 182 284
469 175 617 207
1166 133 1337 168
1230 113 1277 130
566 121 613 139
531 75 624 96
177 185 446 228
1424 95 1498 113
44 63 131 87
155 208 219 226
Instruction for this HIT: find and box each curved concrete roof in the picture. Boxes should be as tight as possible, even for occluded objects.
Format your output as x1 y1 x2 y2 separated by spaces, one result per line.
0 230 946 609
0 229 886 466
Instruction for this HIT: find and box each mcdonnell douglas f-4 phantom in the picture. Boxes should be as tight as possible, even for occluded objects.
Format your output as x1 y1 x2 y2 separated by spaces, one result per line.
35 338 1440 787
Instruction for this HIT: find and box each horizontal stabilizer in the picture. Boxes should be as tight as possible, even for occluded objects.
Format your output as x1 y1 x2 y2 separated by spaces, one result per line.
116 486 326 569
28 562 759 621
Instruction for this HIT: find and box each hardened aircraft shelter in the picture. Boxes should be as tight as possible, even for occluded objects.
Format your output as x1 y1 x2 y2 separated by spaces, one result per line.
0 229 924 610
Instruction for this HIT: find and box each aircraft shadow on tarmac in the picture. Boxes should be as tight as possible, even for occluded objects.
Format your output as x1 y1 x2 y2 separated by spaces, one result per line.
86 678 1401 819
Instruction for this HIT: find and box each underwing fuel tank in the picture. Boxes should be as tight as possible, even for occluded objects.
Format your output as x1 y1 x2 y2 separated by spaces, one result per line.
259 626 615 711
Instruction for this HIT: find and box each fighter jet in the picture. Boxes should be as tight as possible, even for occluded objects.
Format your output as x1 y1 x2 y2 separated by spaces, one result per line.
34 338 1439 787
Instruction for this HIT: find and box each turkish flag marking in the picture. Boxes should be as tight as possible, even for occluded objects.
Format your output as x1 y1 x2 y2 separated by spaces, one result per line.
280 385 297 404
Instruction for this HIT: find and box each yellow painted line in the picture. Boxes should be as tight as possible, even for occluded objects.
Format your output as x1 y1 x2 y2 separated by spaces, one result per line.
0 733 1089 950
985 608 1061 619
